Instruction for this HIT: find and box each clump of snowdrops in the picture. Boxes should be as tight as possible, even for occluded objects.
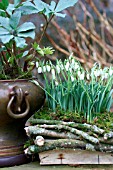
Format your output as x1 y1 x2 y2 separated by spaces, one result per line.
33 54 113 123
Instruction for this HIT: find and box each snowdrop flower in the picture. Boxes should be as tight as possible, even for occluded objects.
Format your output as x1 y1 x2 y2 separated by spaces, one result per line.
60 64 64 70
94 70 101 77
71 76 74 82
55 81 59 86
46 65 51 72
34 136 45 146
99 69 103 75
104 73 109 79
36 61 39 68
74 62 79 70
38 67 42 74
79 73 85 80
102 72 108 80
51 68 56 79
43 66 46 73
56 65 60 74
77 70 81 76
109 68 113 76
65 62 70 71
86 73 90 80
69 67 72 72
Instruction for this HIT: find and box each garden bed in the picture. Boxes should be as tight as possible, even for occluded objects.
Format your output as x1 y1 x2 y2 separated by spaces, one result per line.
24 106 113 165
24 56 113 165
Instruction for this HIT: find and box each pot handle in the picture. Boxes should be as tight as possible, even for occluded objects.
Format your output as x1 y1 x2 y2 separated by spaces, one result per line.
7 86 30 119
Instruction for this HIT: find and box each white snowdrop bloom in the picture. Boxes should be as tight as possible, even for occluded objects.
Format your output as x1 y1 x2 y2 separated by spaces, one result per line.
43 66 46 73
36 61 39 68
60 64 64 70
46 65 51 72
65 62 70 71
77 70 81 76
24 148 29 154
94 70 100 77
86 73 90 80
71 76 74 82
38 67 42 73
101 72 108 80
74 62 79 70
69 67 72 72
104 73 109 79
109 68 113 76
94 69 103 77
79 73 85 80
51 68 56 79
55 81 59 86
34 136 45 146
56 65 60 74
99 69 103 75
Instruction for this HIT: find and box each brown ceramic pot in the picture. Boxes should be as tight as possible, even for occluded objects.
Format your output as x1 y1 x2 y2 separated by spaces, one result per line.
0 79 45 167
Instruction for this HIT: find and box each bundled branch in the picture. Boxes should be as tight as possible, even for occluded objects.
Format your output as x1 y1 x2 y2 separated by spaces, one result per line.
26 139 113 154
24 119 113 155
46 0 113 68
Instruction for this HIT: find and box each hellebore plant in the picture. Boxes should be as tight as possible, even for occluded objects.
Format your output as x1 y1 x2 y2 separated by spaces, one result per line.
0 0 78 79
34 55 113 123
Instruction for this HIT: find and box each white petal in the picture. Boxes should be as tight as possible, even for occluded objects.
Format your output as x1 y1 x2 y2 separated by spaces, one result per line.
43 66 46 72
36 61 39 68
46 65 51 72
38 67 42 73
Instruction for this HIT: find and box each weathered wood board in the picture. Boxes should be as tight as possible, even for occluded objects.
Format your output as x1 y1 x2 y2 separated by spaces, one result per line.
39 149 113 165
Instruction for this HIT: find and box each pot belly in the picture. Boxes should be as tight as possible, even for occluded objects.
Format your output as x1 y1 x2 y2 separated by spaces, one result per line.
0 79 45 167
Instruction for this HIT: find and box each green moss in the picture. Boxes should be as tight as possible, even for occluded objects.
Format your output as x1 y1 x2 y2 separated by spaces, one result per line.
34 104 113 131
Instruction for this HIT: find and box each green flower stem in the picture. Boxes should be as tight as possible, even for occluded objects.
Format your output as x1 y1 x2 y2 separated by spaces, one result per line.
31 80 58 104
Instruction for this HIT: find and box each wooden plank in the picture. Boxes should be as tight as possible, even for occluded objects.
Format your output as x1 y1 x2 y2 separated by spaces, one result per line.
39 149 113 165
99 152 113 164
39 149 99 165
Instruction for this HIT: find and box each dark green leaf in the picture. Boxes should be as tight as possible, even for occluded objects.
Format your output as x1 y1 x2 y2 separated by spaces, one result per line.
0 16 12 31
0 10 6 17
55 0 78 12
0 0 9 11
0 2 5 10
33 0 46 11
2 0 9 9
9 11 21 29
17 30 35 39
0 27 10 35
20 1 38 15
0 34 14 44
14 37 27 48
49 1 56 11
19 6 38 15
17 22 35 32
6 4 15 16
14 0 21 7
15 53 23 59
